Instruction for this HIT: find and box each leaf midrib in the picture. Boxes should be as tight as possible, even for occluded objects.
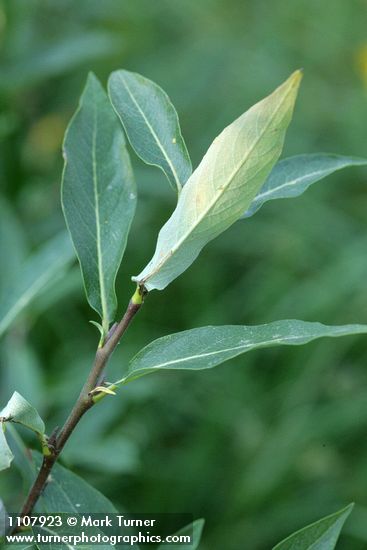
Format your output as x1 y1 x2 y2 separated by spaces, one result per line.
256 167 333 201
256 157 367 202
140 80 295 285
91 97 108 329
126 323 366 378
128 333 311 374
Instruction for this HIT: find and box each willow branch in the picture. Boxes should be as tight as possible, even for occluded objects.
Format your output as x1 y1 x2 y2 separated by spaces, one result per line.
18 287 145 519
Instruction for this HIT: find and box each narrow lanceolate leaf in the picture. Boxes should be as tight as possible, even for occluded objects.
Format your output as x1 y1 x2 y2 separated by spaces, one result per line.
158 519 205 550
33 454 118 514
108 69 192 193
32 455 121 550
5 425 36 488
121 321 367 383
0 425 13 471
243 154 367 217
273 504 353 549
133 71 302 291
0 232 74 339
0 392 45 436
62 72 136 333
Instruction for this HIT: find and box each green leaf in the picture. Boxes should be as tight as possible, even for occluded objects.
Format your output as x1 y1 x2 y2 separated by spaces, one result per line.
90 320 105 338
243 154 367 217
157 519 205 550
33 454 116 514
5 425 37 488
32 456 125 549
108 69 192 193
0 424 13 471
121 321 367 383
62 72 136 334
0 232 74 339
133 71 302 291
0 392 45 436
273 504 353 549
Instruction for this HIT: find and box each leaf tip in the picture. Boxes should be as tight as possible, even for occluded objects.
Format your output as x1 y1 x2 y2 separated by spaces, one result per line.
86 71 99 85
289 68 303 88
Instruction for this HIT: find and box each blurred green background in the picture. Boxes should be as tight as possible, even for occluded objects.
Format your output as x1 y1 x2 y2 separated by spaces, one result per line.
1 1 367 548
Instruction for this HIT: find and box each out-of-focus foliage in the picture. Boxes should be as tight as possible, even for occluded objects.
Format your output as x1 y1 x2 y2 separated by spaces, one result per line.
0 1 367 549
